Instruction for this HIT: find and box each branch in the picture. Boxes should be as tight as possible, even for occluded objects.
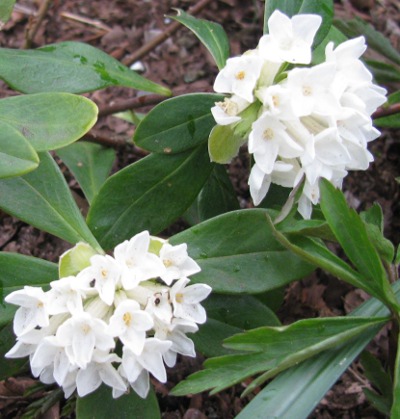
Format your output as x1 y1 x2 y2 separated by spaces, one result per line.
373 103 400 119
24 0 53 49
122 0 214 67
98 94 166 117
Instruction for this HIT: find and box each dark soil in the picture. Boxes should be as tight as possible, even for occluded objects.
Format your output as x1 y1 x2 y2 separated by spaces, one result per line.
0 0 399 418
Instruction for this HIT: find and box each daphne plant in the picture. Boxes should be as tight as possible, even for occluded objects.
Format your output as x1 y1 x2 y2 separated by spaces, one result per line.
5 231 211 399
1 0 400 418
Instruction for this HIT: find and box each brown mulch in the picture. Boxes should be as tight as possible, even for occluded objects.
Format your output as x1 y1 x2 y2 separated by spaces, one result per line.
0 0 399 418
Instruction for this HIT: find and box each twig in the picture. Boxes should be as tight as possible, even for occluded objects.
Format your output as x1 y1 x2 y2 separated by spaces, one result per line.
82 131 129 148
372 103 400 119
24 0 53 49
98 94 167 117
61 11 112 32
122 0 214 67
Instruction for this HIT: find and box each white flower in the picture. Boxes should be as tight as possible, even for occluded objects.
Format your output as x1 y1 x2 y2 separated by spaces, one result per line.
256 84 295 120
154 318 198 368
47 276 85 315
159 242 201 285
249 160 300 206
77 254 121 306
258 10 322 64
145 288 173 324
107 300 153 355
214 54 265 102
114 231 165 290
56 312 114 369
76 351 127 397
211 95 251 126
249 113 303 174
5 286 49 336
169 278 212 324
286 62 341 117
120 338 172 385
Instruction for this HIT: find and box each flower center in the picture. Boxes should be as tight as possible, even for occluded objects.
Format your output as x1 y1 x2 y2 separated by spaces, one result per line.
235 70 246 80
217 99 239 116
163 259 173 268
101 268 108 279
302 85 313 96
175 293 184 303
81 324 91 335
263 128 274 140
272 95 280 108
123 312 132 326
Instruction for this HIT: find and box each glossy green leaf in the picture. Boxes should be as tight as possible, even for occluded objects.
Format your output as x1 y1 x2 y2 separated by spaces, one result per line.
134 94 221 154
0 121 39 178
192 319 243 357
59 242 99 278
183 165 239 225
169 9 230 70
334 17 400 66
374 92 400 129
0 323 27 380
361 351 392 404
366 60 400 84
88 145 213 250
76 384 160 419
392 333 400 417
193 294 280 357
234 281 400 419
208 124 247 164
0 0 16 28
264 0 334 47
57 142 115 204
198 165 240 221
170 209 314 293
205 294 280 329
172 316 387 396
319 179 398 309
0 252 58 326
0 152 102 252
0 42 171 95
0 93 98 152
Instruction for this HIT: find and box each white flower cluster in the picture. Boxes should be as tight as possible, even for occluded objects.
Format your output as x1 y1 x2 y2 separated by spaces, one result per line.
5 231 211 399
211 10 386 218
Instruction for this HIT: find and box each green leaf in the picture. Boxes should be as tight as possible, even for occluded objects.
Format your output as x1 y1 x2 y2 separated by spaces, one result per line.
374 114 400 129
0 93 98 152
87 145 213 250
193 294 280 357
171 316 387 396
392 332 400 417
76 384 160 419
205 294 280 329
169 9 230 70
57 142 115 204
197 165 240 221
233 281 400 419
0 42 171 95
319 179 397 309
59 242 99 278
208 124 247 164
0 121 39 178
0 0 16 28
366 60 400 84
170 209 314 293
134 94 221 154
0 152 102 252
263 0 334 47
361 351 392 399
334 17 400 66
192 319 243 357
0 323 27 380
0 252 58 326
